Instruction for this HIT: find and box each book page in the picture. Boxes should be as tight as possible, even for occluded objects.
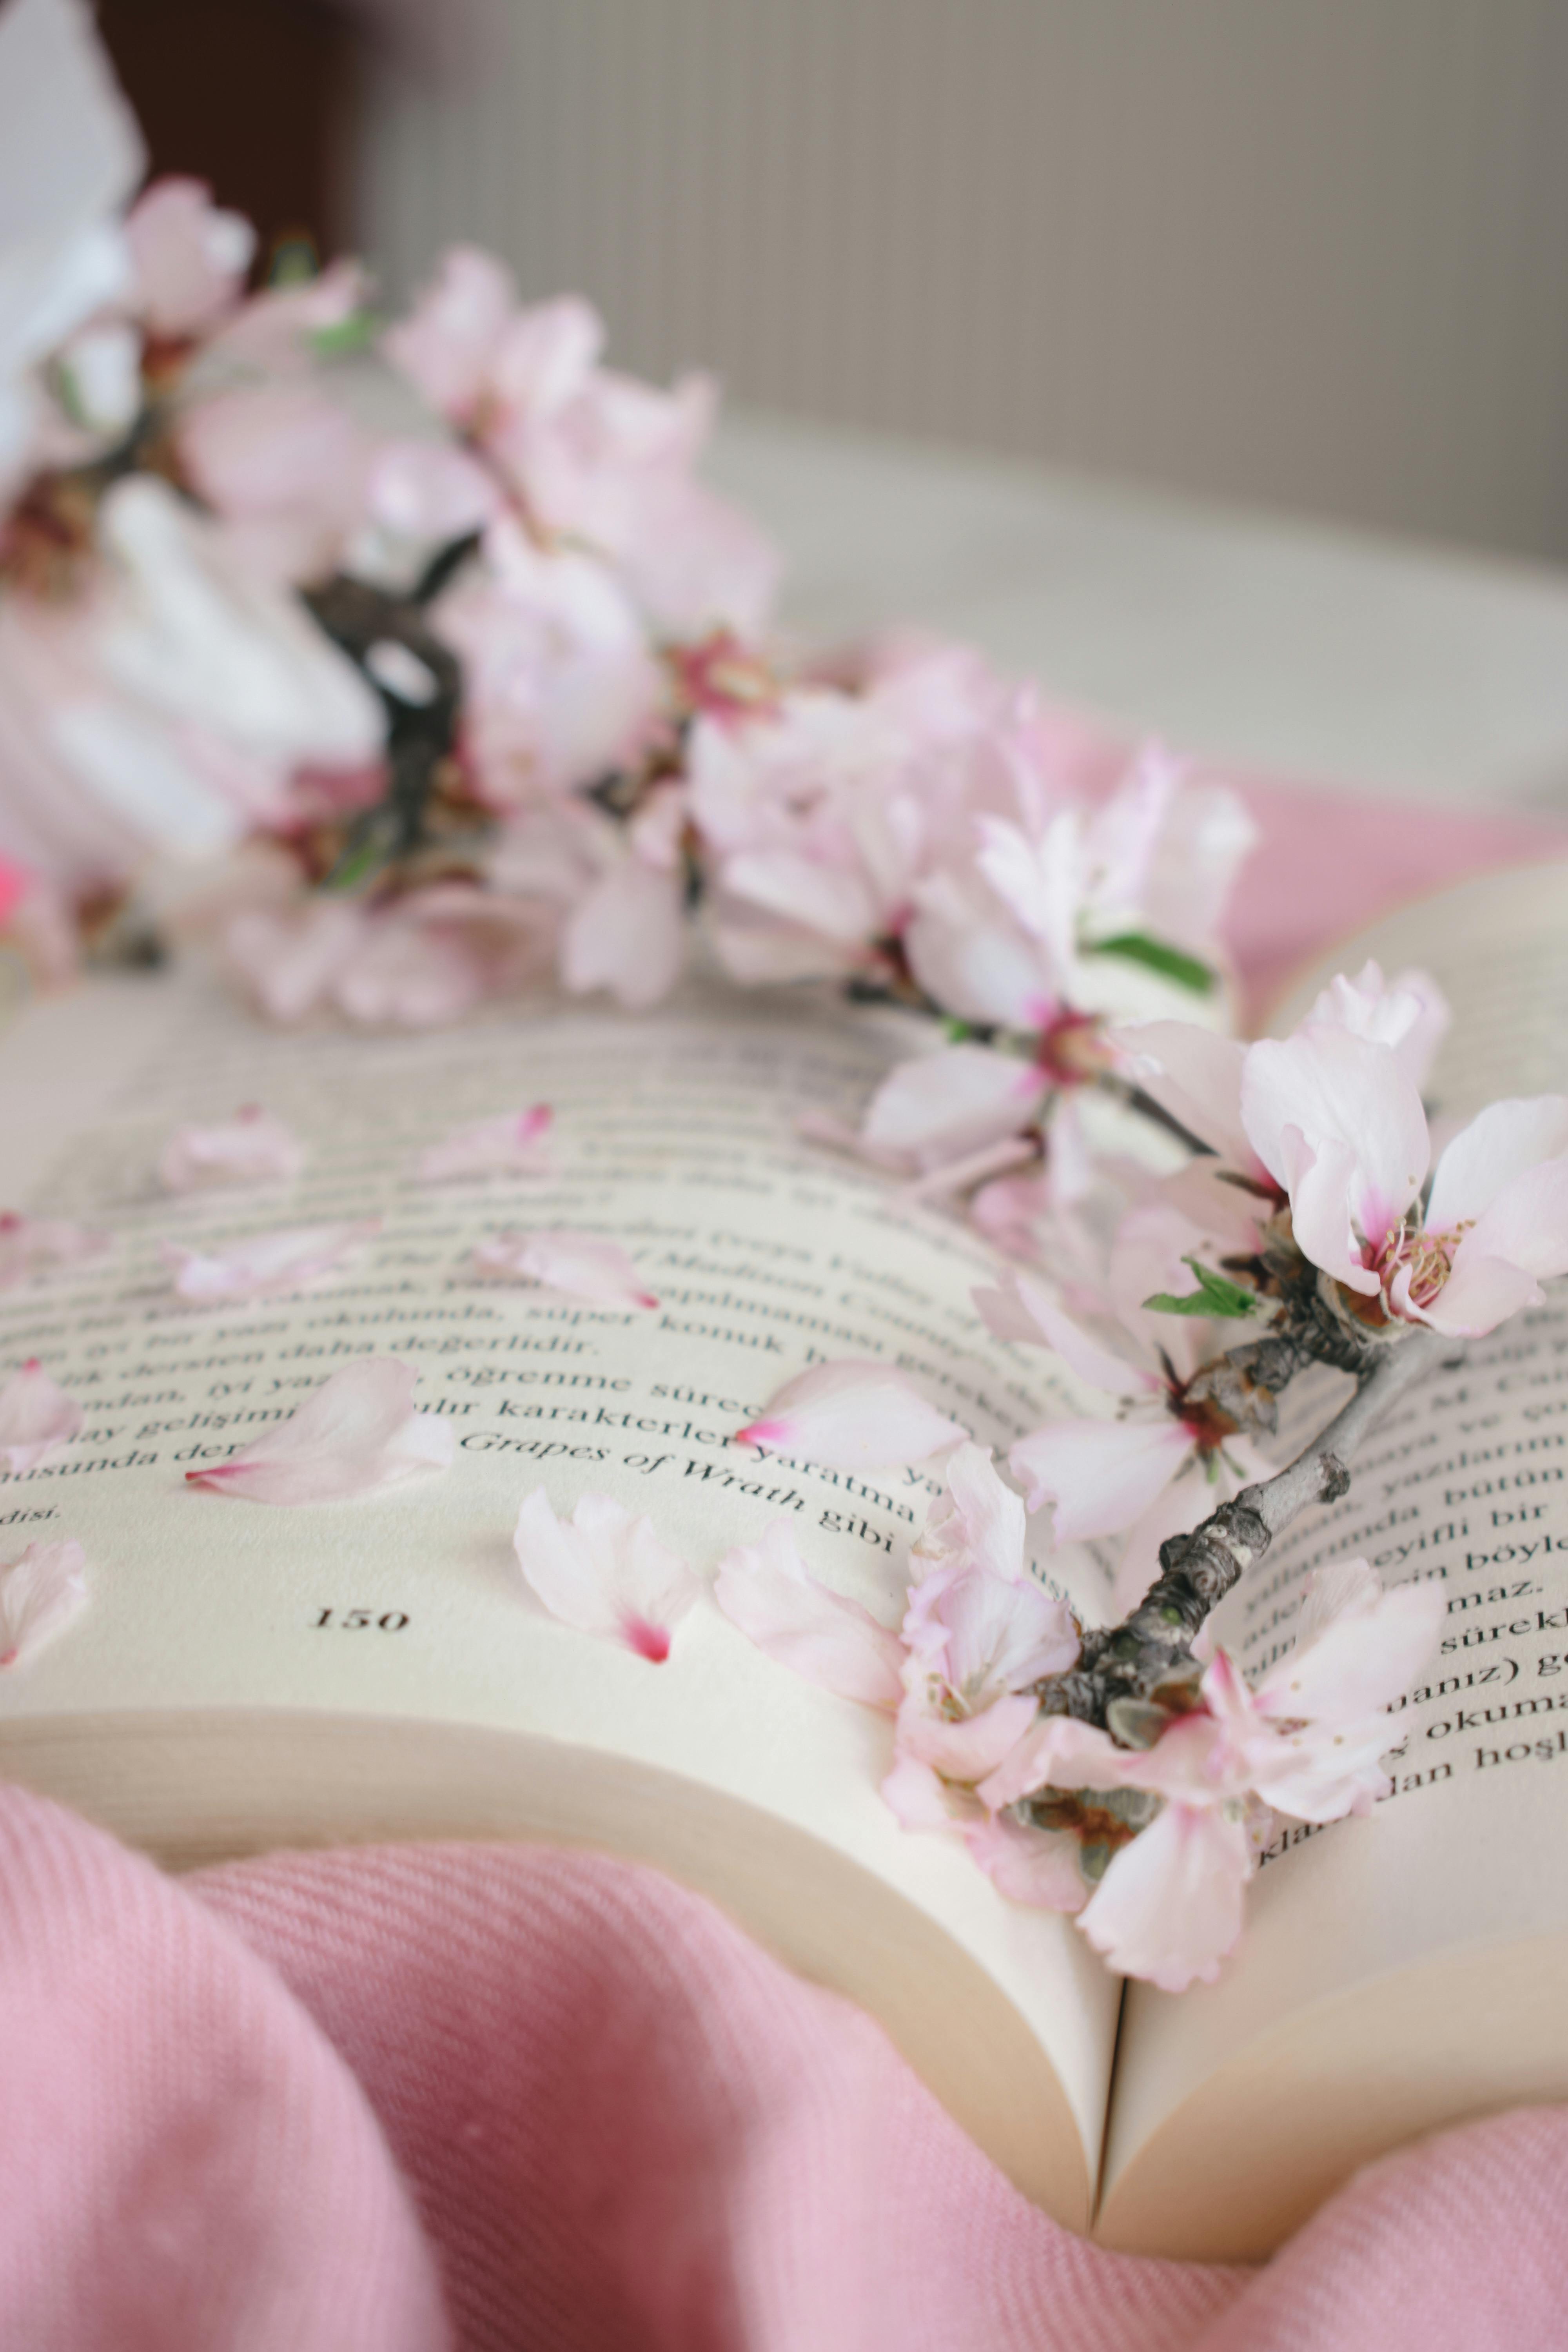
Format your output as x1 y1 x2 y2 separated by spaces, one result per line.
1101 858 1568 2247
0 965 1120 2181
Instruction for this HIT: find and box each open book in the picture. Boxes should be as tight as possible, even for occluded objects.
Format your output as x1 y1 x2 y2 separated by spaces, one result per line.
0 856 1564 2262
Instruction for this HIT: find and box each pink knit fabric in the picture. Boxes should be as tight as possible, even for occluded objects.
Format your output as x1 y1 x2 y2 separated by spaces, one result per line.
2 1787 1564 2351
4 784 1565 2347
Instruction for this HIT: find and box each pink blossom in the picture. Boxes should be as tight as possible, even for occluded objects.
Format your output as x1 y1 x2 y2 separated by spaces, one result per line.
124 177 254 337
735 1361 966 1471
177 383 367 584
382 245 520 425
386 256 775 634
0 1214 109 1289
0 478 385 897
980 1558 1442 1989
560 846 687 1012
981 1207 1271 1567
714 1520 905 1707
353 440 500 592
434 520 664 804
417 1107 553 1182
226 897 370 1024
0 1538 87 1668
228 886 551 1030
904 746 1252 1034
471 1228 658 1310
688 657 1028 988
1240 1021 1568 1335
185 1357 453 1503
1114 962 1451 1250
159 1107 305 1192
0 1360 81 1474
163 1220 377 1304
512 1487 699 1661
883 1446 1080 1872
909 1438 1030 1587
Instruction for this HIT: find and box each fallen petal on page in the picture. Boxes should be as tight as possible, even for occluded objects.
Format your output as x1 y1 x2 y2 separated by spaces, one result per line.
0 1217 110 1290
513 1487 700 1660
735 1360 966 1470
0 1361 82 1474
185 1357 454 1503
163 1220 379 1303
159 1107 306 1191
0 1539 87 1667
417 1106 554 1181
471 1228 657 1309
714 1519 905 1708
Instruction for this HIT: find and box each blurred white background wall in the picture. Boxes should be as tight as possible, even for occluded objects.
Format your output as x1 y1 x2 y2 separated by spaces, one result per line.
353 0 1568 563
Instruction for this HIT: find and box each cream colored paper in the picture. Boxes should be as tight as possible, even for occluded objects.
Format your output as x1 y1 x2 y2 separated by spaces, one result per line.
0 969 1120 2199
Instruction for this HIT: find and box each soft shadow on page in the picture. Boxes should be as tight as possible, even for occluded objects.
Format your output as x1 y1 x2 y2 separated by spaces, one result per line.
0 967 1122 2214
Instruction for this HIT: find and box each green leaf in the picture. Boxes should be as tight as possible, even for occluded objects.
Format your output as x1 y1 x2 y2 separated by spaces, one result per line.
309 309 382 360
1143 1256 1258 1319
1083 931 1216 995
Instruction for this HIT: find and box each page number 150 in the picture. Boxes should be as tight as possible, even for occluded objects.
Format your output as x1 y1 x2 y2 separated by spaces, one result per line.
312 1607 410 1631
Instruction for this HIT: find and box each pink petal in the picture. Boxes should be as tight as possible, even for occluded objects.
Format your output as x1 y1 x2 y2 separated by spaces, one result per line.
979 1710 1157 1812
1305 962 1450 1090
185 1357 452 1504
720 851 877 949
1277 1125 1382 1296
1242 1028 1429 1252
963 1812 1086 1914
1255 1563 1444 1727
158 1107 305 1192
513 1487 699 1659
163 1220 378 1304
1076 1801 1252 1991
902 1563 1078 1705
227 898 368 1025
561 860 686 1011
912 1441 1027 1586
365 439 501 543
0 1360 81 1474
1008 1414 1191 1539
862 1044 1048 1171
895 1689 1041 1784
880 1751 958 1831
471 1229 658 1310
973 1270 1153 1400
1425 1096 1568 1232
736 1360 966 1471
382 244 518 421
125 176 254 335
417 1107 554 1183
714 1520 904 1708
0 1216 110 1290
1439 1147 1568 1295
1110 1021 1253 1171
0 1537 87 1668
1405 1249 1542 1338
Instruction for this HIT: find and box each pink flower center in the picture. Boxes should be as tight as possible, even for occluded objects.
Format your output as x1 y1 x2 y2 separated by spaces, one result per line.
1368 1216 1474 1310
1033 1009 1108 1089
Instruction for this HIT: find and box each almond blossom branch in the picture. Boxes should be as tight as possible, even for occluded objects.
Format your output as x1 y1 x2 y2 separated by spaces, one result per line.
1045 1323 1462 1731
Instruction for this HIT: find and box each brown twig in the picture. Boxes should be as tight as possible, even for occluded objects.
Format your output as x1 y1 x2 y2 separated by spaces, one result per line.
1041 1323 1461 1731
